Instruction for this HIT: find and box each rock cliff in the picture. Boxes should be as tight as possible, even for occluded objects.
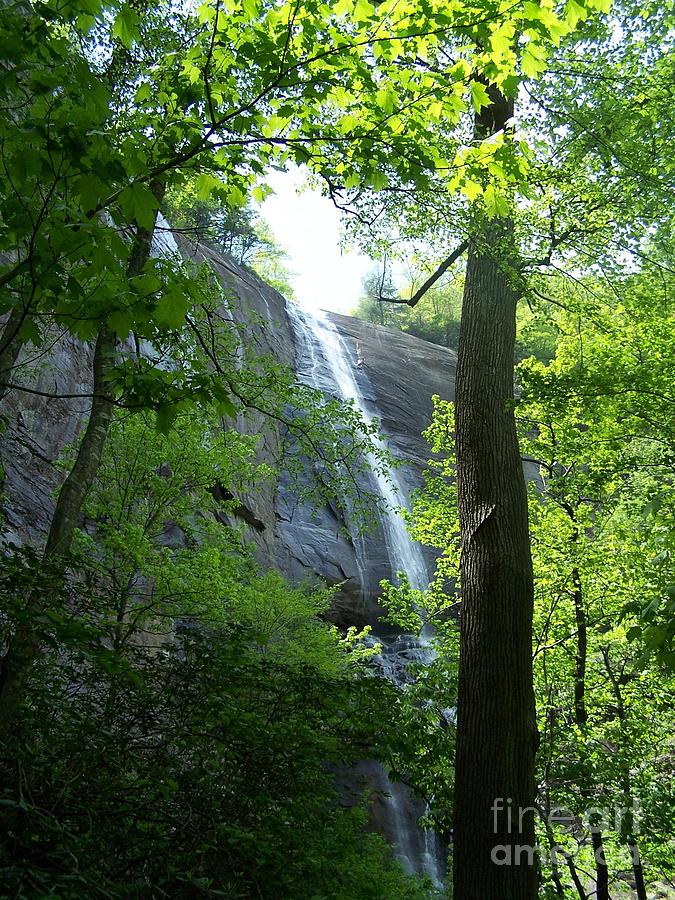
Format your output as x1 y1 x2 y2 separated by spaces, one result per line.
275 307 456 629
0 237 457 632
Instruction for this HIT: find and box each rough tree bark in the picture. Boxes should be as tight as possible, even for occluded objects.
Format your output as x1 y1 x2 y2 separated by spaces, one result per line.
602 648 648 900
571 565 588 725
590 829 609 900
452 88 539 900
628 839 648 900
568 519 611 900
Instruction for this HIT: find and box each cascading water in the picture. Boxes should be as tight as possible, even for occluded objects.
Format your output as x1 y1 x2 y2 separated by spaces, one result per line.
286 301 445 889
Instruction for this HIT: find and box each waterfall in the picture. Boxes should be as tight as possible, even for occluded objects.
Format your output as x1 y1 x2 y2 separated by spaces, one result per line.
286 302 445 889
286 303 428 588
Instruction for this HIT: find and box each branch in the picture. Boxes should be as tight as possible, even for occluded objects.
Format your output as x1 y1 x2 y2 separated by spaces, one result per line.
379 240 468 307
0 258 28 289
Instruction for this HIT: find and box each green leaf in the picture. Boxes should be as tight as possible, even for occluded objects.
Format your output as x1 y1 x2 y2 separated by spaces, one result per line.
118 182 160 231
215 396 237 418
489 22 515 57
376 85 397 114
76 174 105 213
195 173 223 202
154 290 191 330
484 184 510 218
107 309 134 338
17 317 41 346
252 184 272 203
460 180 482 201
521 46 547 79
112 4 141 49
242 0 260 21
135 82 151 103
353 0 374 21
469 81 491 112
226 183 246 207
564 0 588 27
370 171 388 191
156 404 180 434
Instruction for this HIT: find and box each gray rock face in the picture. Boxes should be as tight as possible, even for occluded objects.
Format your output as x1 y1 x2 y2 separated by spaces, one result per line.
0 333 95 546
336 758 446 885
329 312 456 472
318 313 456 628
173 236 297 566
161 241 459 632
0 238 457 620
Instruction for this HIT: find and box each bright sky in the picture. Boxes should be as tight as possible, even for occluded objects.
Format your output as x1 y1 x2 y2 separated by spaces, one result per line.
258 168 373 314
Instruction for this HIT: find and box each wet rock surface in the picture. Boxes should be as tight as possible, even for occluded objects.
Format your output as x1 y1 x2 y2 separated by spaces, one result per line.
278 303 456 628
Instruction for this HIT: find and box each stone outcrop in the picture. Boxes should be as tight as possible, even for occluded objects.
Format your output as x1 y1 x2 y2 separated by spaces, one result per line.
0 238 457 621
0 333 95 547
330 312 456 472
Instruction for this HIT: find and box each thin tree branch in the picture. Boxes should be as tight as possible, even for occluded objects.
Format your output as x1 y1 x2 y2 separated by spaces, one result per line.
379 240 469 307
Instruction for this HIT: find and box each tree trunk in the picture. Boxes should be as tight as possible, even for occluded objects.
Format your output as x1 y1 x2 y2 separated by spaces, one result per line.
590 829 609 900
43 329 115 556
0 304 28 403
452 89 538 900
601 648 646 900
0 196 162 734
571 564 588 726
0 328 114 734
565 853 588 900
541 815 565 897
628 840 647 900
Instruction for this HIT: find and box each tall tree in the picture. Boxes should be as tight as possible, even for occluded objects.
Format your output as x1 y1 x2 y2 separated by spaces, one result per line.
0 202 161 730
453 89 538 899
9 2 653 889
335 0 671 891
517 264 675 894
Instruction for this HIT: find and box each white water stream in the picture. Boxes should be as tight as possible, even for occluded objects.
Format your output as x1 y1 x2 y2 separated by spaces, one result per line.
286 302 445 889
286 304 429 586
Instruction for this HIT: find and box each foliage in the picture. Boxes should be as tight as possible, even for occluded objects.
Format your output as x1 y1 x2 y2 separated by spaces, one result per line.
515 261 675 894
518 258 675 667
352 270 463 351
1 0 599 384
164 187 269 264
0 410 432 898
376 399 461 844
1 0 673 894
352 267 564 361
385 292 675 894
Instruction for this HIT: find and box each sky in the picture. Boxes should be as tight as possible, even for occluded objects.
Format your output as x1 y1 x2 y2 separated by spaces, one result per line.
258 168 373 314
